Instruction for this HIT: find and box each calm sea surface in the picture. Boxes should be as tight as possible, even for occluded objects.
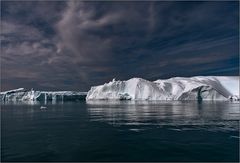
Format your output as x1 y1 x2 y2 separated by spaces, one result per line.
1 101 239 162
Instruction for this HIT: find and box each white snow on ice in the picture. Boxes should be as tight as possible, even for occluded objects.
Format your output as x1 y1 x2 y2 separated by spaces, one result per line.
86 76 239 101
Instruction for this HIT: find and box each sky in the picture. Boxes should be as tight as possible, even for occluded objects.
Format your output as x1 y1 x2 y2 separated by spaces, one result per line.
1 1 239 91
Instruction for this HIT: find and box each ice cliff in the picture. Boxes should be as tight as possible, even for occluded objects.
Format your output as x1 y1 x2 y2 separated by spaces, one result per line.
0 88 87 102
86 76 239 101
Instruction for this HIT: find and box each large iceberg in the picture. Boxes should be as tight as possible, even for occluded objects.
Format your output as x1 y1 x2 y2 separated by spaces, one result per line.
86 76 239 101
0 88 87 102
1 76 239 102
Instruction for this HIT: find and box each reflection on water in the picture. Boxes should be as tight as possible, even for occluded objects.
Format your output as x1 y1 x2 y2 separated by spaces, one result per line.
1 100 65 105
87 101 240 131
1 101 239 162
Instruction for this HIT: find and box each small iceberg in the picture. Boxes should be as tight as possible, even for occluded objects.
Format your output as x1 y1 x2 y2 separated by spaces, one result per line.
40 106 47 110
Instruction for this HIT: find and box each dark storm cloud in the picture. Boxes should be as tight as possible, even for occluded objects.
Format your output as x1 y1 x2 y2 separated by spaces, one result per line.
1 1 239 91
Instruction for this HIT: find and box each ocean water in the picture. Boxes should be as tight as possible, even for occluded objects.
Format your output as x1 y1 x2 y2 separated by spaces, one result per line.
1 101 239 162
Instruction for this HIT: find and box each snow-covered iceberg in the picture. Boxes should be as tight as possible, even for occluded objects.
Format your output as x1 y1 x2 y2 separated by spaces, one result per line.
0 88 87 102
86 76 239 101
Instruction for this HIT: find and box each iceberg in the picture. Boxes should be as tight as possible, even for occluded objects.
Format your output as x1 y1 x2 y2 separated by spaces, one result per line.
1 76 238 102
86 76 239 101
0 88 87 102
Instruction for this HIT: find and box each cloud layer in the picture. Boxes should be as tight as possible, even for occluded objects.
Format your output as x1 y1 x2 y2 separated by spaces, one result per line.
1 1 239 91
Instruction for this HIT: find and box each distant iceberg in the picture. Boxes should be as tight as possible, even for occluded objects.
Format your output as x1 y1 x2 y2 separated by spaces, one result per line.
86 76 239 101
0 88 87 102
